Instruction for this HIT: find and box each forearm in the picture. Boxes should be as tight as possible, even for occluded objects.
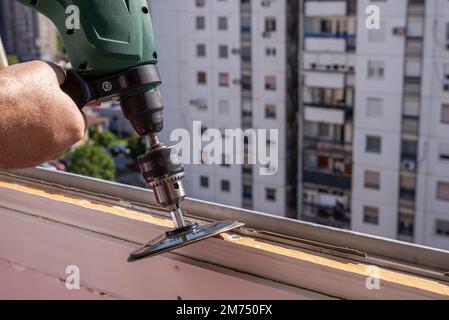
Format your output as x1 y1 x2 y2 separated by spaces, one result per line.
0 61 86 169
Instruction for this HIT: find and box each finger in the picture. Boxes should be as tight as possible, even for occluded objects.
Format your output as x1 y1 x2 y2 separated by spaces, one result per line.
45 61 67 85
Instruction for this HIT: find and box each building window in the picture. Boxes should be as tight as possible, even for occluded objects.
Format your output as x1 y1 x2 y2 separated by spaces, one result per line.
366 135 382 154
368 20 386 42
218 72 229 87
265 47 276 56
265 104 276 119
221 180 230 192
265 76 276 91
195 0 205 8
218 45 228 58
363 206 379 225
265 17 276 33
317 123 331 137
441 104 449 124
436 220 449 237
218 100 229 115
196 44 206 57
265 188 276 202
366 98 383 118
196 16 205 30
243 185 252 200
364 170 380 190
437 181 449 201
368 60 385 79
400 175 416 200
439 143 449 161
218 16 228 30
197 71 207 85
200 176 209 188
398 212 414 237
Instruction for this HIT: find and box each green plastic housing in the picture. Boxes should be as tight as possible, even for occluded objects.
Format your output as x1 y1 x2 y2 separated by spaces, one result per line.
18 0 158 78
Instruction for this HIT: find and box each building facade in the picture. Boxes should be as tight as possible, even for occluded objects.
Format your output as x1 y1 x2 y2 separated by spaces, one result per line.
151 0 449 250
150 0 299 218
0 0 40 62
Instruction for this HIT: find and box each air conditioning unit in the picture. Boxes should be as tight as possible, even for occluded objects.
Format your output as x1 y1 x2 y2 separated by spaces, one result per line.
231 48 241 55
402 159 416 171
233 79 241 85
393 27 406 36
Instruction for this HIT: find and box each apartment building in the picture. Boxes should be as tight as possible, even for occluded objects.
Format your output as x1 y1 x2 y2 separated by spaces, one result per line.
300 0 449 250
0 0 40 62
150 0 299 218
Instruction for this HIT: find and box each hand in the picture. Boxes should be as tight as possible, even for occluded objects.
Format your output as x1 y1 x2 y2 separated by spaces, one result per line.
0 60 87 169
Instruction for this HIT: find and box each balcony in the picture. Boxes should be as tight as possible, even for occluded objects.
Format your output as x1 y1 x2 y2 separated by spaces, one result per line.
305 1 347 17
304 107 345 125
303 71 346 89
303 170 352 189
304 33 356 52
0 169 448 299
303 136 352 155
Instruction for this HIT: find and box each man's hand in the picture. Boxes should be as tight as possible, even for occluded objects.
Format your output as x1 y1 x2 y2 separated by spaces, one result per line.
0 61 86 169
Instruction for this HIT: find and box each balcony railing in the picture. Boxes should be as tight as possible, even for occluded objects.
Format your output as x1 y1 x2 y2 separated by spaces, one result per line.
303 170 352 189
304 32 356 51
303 136 353 154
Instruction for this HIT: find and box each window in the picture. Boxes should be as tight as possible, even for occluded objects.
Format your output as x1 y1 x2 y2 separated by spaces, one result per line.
265 104 276 119
439 143 449 161
219 73 229 87
218 100 229 115
221 180 230 192
366 135 382 154
441 104 449 124
265 76 276 91
266 47 276 56
365 170 380 190
363 206 379 225
200 176 209 188
197 71 207 85
196 44 206 57
437 181 449 201
218 17 228 31
243 185 252 200
195 0 205 8
218 45 228 58
196 16 205 30
266 188 276 202
436 220 449 237
366 98 383 117
318 123 331 137
368 60 385 79
265 17 276 33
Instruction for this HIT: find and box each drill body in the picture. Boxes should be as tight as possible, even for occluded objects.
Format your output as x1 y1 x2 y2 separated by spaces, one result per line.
18 0 187 226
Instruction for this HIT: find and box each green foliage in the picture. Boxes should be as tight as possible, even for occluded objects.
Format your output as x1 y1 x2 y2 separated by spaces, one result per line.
89 129 120 148
65 143 116 181
128 135 146 160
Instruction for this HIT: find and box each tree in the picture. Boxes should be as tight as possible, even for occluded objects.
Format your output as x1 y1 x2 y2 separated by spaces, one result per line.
65 144 116 181
128 135 147 160
89 129 119 149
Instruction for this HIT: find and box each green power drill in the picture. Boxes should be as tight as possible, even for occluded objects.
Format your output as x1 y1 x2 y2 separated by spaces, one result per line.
17 0 242 262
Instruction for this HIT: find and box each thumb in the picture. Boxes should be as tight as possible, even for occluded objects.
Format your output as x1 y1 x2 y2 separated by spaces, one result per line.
45 61 67 86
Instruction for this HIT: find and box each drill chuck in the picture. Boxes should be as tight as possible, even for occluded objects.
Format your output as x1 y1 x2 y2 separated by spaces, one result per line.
138 145 186 210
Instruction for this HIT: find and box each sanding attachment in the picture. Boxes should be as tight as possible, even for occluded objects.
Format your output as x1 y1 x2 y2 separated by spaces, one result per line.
128 220 244 262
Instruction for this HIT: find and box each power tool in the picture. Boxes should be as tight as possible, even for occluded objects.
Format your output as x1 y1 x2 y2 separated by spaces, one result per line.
18 0 243 262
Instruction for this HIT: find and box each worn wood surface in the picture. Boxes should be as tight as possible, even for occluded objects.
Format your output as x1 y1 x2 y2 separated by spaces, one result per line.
0 177 448 299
